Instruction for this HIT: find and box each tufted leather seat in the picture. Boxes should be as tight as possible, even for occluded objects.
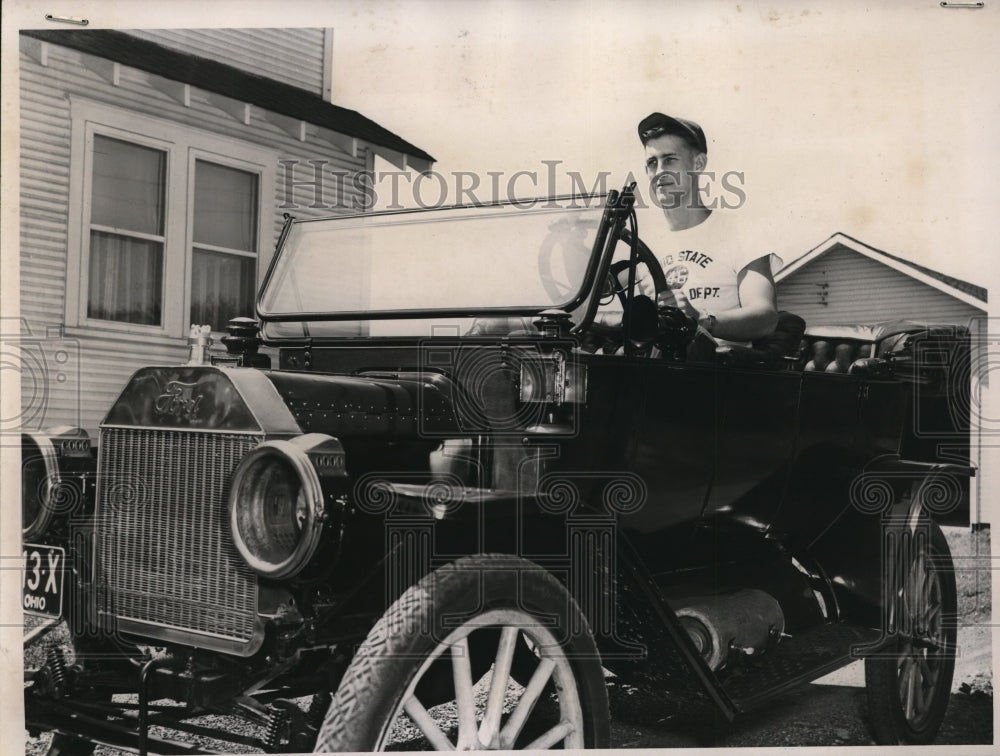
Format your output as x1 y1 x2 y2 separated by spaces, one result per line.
798 322 950 376
803 340 872 373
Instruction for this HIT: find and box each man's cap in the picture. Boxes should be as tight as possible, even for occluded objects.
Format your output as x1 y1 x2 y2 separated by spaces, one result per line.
637 112 707 153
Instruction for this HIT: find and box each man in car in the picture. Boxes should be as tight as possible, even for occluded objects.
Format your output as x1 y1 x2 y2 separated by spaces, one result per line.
636 112 781 346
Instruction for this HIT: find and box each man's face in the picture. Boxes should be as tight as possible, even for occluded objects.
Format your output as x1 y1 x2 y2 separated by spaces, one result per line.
643 134 706 209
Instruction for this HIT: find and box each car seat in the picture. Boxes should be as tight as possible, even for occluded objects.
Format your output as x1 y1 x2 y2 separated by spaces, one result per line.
715 311 807 369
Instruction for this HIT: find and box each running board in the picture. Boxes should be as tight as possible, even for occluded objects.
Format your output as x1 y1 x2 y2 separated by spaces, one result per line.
722 622 880 712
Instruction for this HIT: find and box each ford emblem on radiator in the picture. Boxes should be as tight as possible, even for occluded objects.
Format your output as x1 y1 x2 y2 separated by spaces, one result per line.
103 368 266 431
153 381 204 423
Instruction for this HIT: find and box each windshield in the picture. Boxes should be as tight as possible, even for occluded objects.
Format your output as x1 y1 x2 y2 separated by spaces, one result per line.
258 200 605 338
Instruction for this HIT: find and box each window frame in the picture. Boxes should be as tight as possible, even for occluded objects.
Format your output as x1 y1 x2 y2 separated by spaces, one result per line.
185 148 264 333
66 98 276 339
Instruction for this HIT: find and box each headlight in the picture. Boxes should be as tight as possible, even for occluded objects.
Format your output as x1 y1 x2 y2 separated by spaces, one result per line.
519 350 587 405
22 432 58 541
229 435 344 579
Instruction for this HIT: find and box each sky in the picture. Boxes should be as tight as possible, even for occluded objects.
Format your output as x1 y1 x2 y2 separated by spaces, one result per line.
4 0 999 287
322 0 999 286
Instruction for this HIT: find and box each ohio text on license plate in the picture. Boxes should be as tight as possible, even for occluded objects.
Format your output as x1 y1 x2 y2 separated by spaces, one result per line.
23 544 65 618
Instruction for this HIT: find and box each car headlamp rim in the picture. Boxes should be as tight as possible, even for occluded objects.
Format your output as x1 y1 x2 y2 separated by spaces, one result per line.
22 431 60 541
229 440 325 579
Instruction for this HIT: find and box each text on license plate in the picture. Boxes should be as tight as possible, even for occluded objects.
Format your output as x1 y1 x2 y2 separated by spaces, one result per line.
23 544 65 617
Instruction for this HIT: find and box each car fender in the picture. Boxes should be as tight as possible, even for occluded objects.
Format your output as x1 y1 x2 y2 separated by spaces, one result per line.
810 455 974 628
861 456 976 526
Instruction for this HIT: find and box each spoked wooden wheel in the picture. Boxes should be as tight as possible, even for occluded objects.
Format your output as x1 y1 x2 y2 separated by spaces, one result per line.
387 608 585 750
314 555 609 751
896 540 947 727
865 521 956 744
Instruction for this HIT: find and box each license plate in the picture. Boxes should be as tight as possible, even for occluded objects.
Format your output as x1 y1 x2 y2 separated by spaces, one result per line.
22 544 65 618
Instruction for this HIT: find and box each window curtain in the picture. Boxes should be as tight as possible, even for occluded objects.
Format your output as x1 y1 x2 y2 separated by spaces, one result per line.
88 136 166 325
190 161 259 330
87 231 163 325
190 249 255 331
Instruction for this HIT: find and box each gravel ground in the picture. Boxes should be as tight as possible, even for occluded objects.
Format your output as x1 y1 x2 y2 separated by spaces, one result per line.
23 526 992 753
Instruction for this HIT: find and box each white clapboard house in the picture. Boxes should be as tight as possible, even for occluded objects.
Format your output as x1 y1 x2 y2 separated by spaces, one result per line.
16 28 433 436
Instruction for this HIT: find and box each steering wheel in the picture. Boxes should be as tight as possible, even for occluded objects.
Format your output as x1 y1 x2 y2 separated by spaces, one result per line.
591 232 696 357
603 232 668 308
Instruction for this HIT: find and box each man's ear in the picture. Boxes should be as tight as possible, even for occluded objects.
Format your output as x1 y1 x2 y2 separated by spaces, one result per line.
694 152 707 172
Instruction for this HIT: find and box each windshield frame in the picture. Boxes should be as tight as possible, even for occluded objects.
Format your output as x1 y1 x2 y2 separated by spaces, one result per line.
255 194 612 327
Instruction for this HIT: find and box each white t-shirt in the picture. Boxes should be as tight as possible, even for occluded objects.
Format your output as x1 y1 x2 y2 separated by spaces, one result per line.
636 206 783 315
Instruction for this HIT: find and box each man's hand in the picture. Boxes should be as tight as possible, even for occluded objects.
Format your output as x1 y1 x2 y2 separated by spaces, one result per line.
656 287 699 320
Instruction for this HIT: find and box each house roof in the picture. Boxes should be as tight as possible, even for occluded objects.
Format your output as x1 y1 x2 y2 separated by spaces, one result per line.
21 28 435 167
776 232 987 308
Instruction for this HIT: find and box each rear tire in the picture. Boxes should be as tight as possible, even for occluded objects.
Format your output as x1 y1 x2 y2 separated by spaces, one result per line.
314 554 610 751
864 521 956 744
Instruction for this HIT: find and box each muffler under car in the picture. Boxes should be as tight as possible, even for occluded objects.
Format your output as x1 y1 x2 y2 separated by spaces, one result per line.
673 589 785 671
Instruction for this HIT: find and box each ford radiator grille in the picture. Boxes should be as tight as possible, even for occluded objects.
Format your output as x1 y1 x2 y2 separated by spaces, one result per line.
95 428 263 654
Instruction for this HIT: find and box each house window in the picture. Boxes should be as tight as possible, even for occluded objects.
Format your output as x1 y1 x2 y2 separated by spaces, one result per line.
68 99 275 339
191 161 259 331
87 135 167 326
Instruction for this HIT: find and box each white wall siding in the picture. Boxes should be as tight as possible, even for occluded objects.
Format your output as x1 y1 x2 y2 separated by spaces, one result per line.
777 246 984 328
19 61 73 335
19 37 366 435
126 28 329 97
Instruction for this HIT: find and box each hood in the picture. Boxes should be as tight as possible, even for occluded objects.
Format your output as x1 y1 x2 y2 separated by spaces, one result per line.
103 366 463 439
265 370 462 438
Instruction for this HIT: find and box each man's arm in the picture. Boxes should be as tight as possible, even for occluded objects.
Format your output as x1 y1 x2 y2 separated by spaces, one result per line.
658 256 778 342
707 256 779 341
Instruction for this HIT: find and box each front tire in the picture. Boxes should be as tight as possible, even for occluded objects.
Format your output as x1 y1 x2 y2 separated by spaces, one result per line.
314 554 610 751
864 520 957 744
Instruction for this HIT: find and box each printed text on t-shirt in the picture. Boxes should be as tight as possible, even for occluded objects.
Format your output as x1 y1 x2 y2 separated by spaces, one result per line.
687 287 721 300
661 250 714 269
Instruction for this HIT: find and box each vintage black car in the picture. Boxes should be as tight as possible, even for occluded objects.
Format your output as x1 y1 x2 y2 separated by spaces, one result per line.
23 186 972 752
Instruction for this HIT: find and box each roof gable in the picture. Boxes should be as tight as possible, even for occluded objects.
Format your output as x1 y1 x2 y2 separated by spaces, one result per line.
776 232 986 307
21 29 434 168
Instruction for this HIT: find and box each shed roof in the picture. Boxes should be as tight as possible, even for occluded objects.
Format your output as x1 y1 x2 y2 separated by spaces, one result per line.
777 232 987 308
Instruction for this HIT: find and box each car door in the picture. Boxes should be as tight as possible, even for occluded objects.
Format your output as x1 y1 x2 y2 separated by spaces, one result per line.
618 355 719 560
702 363 802 528
771 368 863 548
